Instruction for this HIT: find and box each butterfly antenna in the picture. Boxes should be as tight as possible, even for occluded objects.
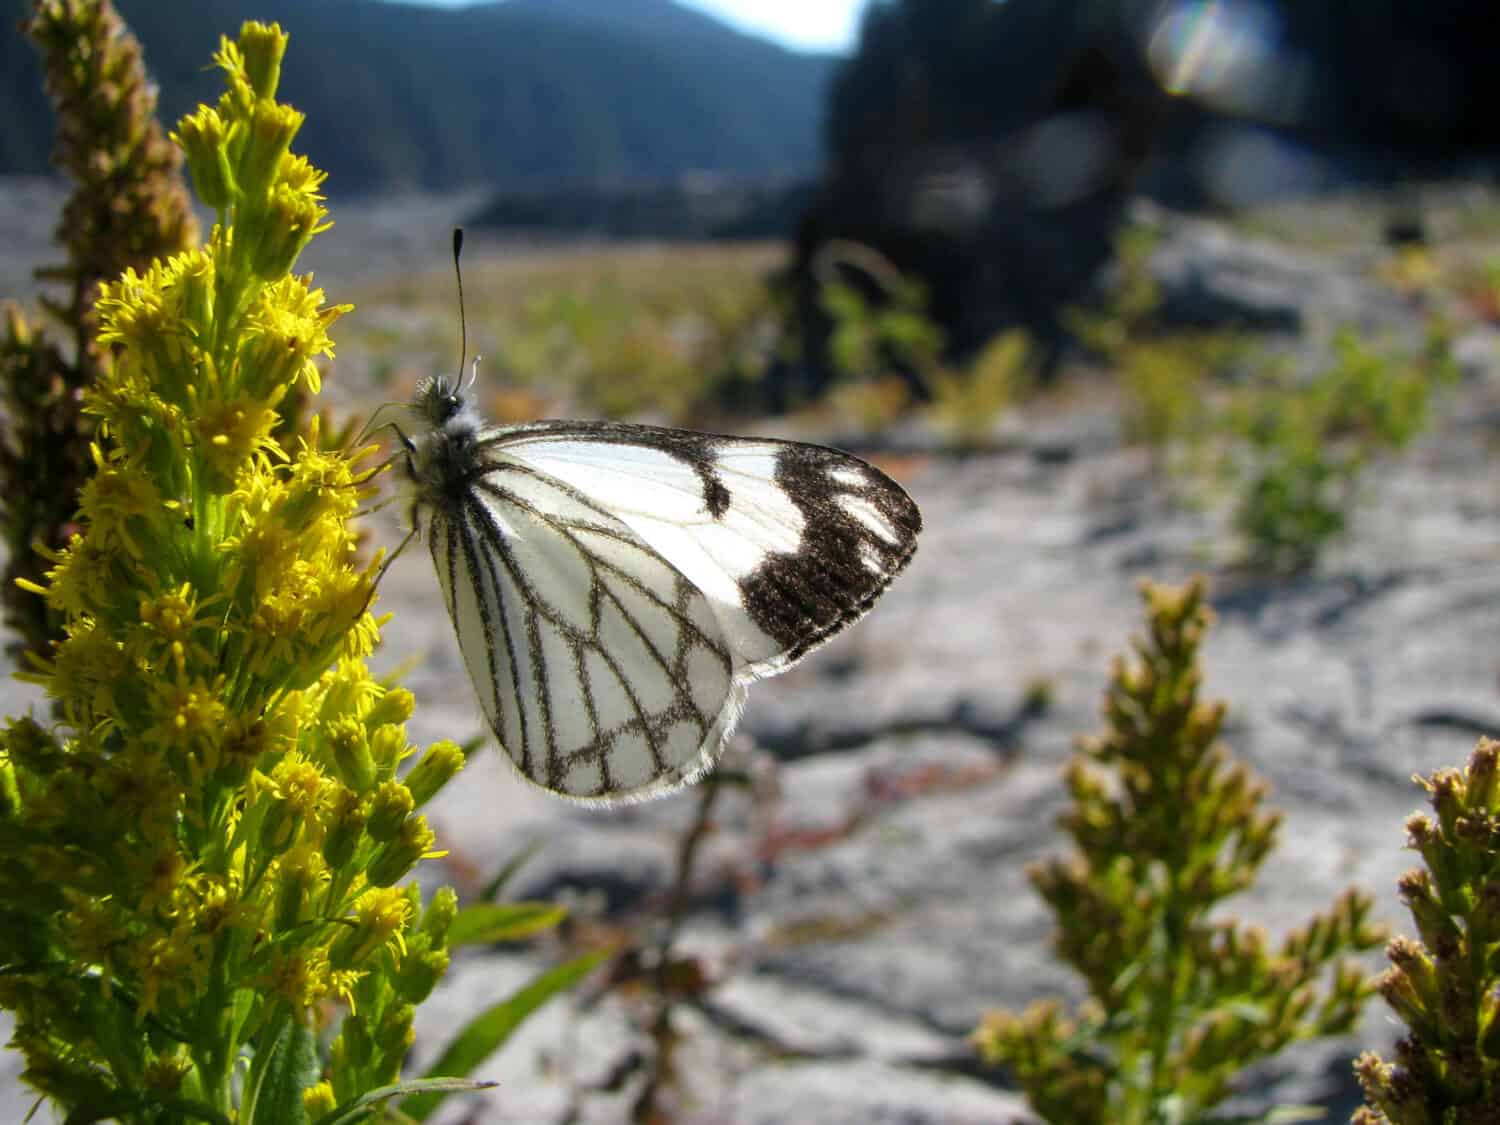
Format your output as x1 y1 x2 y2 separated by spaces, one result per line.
452 226 468 386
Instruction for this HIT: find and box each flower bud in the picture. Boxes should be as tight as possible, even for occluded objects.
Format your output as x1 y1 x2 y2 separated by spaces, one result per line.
368 687 415 728
327 719 376 793
376 1002 417 1059
367 816 434 887
322 786 366 870
239 22 287 100
301 1082 336 1119
248 183 323 281
259 799 297 855
173 106 233 209
332 1015 373 1073
395 942 450 1005
369 724 409 777
420 885 459 944
275 855 316 932
366 780 414 843
237 101 302 203
403 740 465 808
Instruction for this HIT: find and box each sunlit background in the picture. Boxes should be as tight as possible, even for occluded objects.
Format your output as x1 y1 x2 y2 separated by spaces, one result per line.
4 0 1500 1121
404 0 866 51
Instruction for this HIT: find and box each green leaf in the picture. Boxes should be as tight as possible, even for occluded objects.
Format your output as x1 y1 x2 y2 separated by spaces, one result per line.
247 1017 319 1125
480 839 545 902
448 902 567 947
310 1078 497 1125
400 950 607 1122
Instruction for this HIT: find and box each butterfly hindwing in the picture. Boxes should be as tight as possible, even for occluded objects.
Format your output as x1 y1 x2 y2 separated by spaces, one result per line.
427 457 743 802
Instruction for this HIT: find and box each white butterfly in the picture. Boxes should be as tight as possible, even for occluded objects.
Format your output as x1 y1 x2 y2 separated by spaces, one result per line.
370 374 921 804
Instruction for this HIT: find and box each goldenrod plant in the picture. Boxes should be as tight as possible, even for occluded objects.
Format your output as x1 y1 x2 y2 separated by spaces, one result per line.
0 23 592 1123
1354 737 1500 1122
1 0 197 660
974 578 1384 1124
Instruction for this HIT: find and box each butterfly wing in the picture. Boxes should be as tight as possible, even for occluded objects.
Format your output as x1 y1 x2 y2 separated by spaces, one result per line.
429 421 920 804
482 422 921 675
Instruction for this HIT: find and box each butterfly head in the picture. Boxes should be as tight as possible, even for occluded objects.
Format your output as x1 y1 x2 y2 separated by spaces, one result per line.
414 375 468 426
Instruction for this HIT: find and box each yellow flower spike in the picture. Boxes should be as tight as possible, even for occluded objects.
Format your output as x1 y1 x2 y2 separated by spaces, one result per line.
77 462 163 560
1 25 476 1115
330 886 412 970
193 391 285 491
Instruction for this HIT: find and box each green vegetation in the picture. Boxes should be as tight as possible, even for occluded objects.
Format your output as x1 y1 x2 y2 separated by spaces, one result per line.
926 328 1036 448
1068 225 1241 470
975 578 1384 1124
1219 325 1455 572
346 243 786 426
1072 223 1457 572
1354 737 1500 1122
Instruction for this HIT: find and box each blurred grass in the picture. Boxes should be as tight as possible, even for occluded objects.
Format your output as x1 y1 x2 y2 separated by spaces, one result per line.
336 240 788 426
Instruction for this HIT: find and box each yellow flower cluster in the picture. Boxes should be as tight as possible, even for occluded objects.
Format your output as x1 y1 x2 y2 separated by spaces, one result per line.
0 22 465 1119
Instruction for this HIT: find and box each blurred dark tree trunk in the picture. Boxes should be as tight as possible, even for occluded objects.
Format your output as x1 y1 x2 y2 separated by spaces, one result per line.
770 0 1166 408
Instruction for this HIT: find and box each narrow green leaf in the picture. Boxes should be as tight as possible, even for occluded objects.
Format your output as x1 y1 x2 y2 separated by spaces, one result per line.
248 1017 319 1125
401 950 607 1122
448 903 567 947
480 839 545 902
310 1077 497 1125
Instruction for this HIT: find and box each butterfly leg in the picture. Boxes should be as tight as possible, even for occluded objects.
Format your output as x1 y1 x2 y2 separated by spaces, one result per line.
361 522 420 614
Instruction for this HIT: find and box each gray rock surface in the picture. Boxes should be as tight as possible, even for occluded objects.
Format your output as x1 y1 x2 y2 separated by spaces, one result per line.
6 197 1500 1122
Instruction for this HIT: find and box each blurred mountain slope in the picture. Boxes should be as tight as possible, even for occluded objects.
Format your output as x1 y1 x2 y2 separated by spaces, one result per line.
0 0 836 194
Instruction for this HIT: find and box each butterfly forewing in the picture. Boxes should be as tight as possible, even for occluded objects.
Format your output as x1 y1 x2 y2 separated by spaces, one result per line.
410 408 919 805
478 423 921 674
